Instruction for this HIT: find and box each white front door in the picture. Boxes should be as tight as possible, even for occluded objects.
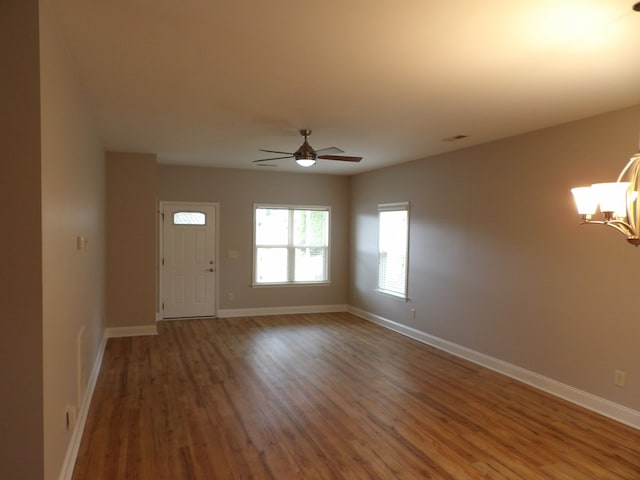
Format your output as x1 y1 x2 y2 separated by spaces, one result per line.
161 202 217 319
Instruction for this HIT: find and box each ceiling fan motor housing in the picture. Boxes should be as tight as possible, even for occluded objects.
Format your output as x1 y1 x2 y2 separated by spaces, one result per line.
295 129 316 160
295 140 316 160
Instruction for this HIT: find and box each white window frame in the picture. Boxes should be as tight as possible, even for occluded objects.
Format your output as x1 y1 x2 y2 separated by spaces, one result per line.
253 204 331 286
377 202 409 299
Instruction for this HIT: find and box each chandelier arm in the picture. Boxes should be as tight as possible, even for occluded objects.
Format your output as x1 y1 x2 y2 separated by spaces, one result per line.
579 219 628 234
603 220 636 239
615 155 637 182
579 218 640 242
627 156 640 235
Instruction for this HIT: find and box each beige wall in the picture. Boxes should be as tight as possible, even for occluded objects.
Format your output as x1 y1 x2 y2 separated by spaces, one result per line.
0 3 107 478
0 1 44 479
158 166 350 310
106 152 157 328
40 0 106 477
350 105 640 411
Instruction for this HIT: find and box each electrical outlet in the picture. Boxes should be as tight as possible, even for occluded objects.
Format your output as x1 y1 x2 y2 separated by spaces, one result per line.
227 292 234 302
410 308 416 319
614 370 627 387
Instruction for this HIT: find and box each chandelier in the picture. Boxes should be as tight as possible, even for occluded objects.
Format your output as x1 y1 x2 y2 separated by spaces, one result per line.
569 4 640 245
571 152 640 246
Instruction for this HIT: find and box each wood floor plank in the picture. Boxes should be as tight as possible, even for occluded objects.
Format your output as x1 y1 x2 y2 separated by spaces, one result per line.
72 313 640 479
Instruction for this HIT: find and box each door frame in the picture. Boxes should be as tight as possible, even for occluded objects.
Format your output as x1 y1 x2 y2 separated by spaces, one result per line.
158 201 220 320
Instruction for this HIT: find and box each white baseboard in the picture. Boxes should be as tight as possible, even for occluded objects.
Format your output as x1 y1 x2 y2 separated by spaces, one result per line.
348 306 640 430
218 304 349 318
105 324 158 338
58 334 107 480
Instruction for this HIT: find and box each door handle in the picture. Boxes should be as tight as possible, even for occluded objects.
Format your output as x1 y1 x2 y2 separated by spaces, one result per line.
207 268 214 272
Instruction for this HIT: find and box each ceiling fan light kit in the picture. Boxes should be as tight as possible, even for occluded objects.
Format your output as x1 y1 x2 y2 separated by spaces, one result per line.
254 129 363 167
296 159 316 167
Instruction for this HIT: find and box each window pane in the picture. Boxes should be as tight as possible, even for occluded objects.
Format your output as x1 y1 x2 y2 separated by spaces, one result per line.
256 208 289 245
256 248 288 283
378 209 408 296
254 205 330 285
293 210 328 246
294 247 327 282
173 211 206 225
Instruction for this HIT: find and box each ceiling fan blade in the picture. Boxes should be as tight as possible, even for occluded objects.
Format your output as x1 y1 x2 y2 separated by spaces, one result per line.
254 155 294 163
317 155 362 162
259 149 294 155
315 147 344 155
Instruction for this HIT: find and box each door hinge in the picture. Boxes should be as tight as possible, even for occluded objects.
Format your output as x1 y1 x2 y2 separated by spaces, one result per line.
162 258 165 265
162 302 164 310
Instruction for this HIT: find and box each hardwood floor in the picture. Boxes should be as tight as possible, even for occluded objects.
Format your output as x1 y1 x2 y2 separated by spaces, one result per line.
72 313 640 479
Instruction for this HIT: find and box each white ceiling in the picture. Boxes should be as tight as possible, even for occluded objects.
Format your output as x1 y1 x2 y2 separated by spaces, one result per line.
49 0 640 175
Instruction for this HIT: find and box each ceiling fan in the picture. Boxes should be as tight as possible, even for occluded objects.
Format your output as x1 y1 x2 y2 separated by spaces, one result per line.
254 129 362 167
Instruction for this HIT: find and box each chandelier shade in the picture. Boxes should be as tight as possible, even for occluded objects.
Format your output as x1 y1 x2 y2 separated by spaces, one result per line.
570 186 598 216
591 182 630 217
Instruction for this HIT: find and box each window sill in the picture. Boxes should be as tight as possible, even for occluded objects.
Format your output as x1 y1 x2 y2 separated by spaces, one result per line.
252 281 332 288
375 288 408 301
